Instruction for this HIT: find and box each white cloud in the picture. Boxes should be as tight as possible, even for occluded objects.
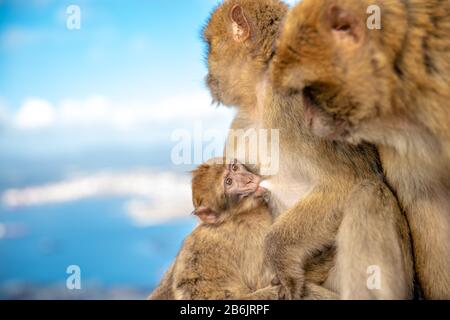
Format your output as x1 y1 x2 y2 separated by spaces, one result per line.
1 170 194 227
14 98 56 130
0 27 38 50
0 26 61 50
59 95 110 126
9 92 235 132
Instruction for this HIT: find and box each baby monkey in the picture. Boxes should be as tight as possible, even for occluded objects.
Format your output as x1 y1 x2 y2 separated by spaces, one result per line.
149 159 337 300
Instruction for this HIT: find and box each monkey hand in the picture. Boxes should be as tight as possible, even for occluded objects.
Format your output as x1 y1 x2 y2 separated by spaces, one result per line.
239 285 282 300
256 285 283 300
271 274 305 300
265 226 308 299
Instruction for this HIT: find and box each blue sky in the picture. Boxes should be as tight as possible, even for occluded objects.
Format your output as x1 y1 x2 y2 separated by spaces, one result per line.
1 0 221 106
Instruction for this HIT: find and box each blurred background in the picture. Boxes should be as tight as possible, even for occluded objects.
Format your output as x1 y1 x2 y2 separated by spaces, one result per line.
0 0 295 300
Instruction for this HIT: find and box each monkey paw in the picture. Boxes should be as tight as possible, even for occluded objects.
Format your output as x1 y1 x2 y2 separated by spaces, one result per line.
271 275 304 300
243 285 282 300
261 285 283 300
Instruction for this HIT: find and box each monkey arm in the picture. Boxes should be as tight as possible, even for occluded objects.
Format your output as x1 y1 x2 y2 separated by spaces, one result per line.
264 185 343 300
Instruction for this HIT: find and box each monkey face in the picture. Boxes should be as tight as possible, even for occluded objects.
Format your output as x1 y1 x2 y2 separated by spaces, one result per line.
203 4 249 108
223 159 267 203
271 0 395 144
204 37 260 110
191 159 267 225
203 2 278 111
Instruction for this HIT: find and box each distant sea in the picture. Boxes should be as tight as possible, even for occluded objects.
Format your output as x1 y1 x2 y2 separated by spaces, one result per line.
0 143 197 300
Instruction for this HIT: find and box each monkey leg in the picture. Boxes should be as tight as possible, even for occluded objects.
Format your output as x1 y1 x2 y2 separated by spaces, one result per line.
336 180 414 300
405 194 450 299
265 186 342 300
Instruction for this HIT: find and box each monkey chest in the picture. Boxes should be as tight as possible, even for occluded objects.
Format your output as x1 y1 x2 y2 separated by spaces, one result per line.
263 175 314 215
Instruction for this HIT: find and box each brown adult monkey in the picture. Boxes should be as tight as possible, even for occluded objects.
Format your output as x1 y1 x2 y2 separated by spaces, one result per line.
149 159 337 300
271 0 450 299
204 0 414 299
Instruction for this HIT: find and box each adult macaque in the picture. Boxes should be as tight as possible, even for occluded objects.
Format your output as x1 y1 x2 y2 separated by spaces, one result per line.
272 0 450 299
149 159 337 300
204 0 414 299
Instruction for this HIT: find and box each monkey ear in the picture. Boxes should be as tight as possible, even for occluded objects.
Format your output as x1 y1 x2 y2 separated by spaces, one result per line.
327 5 363 45
230 4 250 43
194 207 219 224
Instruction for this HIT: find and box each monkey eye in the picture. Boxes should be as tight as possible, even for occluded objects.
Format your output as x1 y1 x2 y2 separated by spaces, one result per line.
232 164 239 172
225 178 233 186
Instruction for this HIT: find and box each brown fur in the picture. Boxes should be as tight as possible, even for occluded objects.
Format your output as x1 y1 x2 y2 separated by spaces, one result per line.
204 0 414 299
149 160 337 300
272 0 450 299
148 263 175 300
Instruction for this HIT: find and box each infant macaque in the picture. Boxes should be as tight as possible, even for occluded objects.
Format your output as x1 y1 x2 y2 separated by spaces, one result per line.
149 158 335 300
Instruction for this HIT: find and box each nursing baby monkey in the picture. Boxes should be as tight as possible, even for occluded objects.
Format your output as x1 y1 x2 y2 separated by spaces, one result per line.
149 159 337 300
204 0 413 299
272 0 450 299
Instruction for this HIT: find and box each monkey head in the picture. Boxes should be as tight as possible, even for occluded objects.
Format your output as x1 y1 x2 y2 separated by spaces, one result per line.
203 0 288 112
191 158 268 225
271 0 406 144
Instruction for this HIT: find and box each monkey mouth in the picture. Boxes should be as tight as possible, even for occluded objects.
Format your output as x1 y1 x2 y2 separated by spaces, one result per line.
249 177 268 198
239 187 268 201
240 183 268 199
253 186 268 198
